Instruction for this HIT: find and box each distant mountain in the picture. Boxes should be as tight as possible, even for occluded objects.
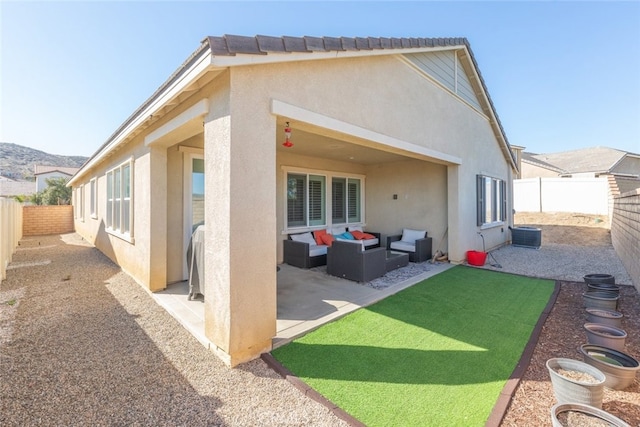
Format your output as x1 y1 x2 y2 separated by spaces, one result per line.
0 142 88 180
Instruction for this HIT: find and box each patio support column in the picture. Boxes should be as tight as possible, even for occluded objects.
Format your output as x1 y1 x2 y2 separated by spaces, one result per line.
447 165 464 263
203 106 277 367
148 146 168 291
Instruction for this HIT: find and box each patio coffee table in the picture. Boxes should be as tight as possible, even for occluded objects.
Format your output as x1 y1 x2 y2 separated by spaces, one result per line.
386 250 409 272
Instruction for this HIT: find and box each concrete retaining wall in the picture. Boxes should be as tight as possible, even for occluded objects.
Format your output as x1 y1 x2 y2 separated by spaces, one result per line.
1 197 23 281
611 189 640 290
23 205 74 236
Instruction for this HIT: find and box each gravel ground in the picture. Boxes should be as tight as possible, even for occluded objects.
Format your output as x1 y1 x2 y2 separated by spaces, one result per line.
1 226 637 426
482 243 633 285
0 234 348 427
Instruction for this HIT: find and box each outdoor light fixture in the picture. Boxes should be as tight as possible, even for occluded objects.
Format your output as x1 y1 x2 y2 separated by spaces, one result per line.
282 121 293 148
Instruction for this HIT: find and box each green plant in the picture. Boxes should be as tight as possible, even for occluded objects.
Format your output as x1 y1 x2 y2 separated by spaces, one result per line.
42 177 72 205
28 177 72 205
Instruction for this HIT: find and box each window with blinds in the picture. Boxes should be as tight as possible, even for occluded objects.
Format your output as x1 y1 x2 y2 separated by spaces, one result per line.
332 178 346 223
106 159 134 238
287 174 306 227
286 170 363 230
347 179 361 223
476 174 506 226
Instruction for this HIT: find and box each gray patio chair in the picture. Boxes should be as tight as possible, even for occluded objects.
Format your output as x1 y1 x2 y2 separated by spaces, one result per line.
386 228 433 263
326 240 386 282
283 232 327 268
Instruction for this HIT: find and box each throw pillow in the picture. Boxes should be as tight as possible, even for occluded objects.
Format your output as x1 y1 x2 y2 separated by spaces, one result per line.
350 230 375 240
338 232 355 240
313 229 327 245
320 233 335 247
331 226 347 236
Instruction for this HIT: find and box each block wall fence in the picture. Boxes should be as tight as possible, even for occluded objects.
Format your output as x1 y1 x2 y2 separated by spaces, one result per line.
22 205 74 236
611 188 640 291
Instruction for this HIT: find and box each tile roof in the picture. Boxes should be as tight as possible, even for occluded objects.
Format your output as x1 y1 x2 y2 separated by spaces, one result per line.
204 35 470 56
523 147 634 175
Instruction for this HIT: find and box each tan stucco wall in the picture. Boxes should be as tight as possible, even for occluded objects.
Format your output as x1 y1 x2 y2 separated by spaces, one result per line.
521 163 561 178
365 159 448 251
612 156 640 176
204 73 277 366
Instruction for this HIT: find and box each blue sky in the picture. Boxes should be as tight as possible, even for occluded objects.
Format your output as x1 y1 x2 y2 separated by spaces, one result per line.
1 1 639 157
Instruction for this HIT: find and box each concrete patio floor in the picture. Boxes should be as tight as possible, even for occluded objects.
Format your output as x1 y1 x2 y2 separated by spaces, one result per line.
153 261 454 351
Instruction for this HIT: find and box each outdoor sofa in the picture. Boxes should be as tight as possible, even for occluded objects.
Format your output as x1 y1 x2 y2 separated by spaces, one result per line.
387 228 433 263
326 240 386 282
283 226 380 269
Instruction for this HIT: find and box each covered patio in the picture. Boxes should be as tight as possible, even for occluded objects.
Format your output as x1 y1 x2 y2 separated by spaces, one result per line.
153 261 454 350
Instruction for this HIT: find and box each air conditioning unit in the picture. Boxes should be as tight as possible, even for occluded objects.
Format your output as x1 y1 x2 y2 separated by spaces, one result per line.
511 226 542 249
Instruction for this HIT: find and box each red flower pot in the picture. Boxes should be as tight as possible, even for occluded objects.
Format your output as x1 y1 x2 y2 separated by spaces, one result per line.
467 250 487 266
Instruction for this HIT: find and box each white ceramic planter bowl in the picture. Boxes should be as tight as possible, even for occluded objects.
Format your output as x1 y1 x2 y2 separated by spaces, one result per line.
546 358 605 408
551 402 630 427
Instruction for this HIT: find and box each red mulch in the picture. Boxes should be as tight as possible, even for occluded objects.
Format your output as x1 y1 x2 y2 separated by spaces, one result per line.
500 281 640 426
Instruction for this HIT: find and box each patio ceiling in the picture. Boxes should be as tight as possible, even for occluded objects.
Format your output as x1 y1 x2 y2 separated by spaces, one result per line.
276 127 410 165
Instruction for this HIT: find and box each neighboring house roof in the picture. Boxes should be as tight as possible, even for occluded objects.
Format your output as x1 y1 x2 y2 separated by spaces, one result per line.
34 165 79 176
70 34 516 185
522 146 640 176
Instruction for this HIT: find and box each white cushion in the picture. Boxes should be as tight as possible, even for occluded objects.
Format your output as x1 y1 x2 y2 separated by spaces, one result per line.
348 226 363 232
331 226 347 235
401 228 426 244
308 245 328 257
336 238 365 250
291 232 316 246
390 240 416 252
362 238 379 247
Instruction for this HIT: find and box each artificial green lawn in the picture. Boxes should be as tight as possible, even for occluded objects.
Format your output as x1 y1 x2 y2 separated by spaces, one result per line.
272 265 555 426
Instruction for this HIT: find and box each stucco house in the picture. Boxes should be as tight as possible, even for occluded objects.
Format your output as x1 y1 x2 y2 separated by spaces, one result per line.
69 35 517 366
35 165 80 192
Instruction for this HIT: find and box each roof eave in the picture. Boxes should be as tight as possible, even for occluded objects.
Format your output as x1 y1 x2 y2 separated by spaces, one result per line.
457 43 517 172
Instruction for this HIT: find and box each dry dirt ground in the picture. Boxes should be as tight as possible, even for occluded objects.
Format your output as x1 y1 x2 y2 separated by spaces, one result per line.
499 212 639 426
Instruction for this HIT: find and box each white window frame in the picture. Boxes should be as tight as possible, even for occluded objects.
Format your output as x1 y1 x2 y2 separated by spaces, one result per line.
283 166 366 233
477 174 506 228
75 185 84 222
106 158 134 242
90 178 97 219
